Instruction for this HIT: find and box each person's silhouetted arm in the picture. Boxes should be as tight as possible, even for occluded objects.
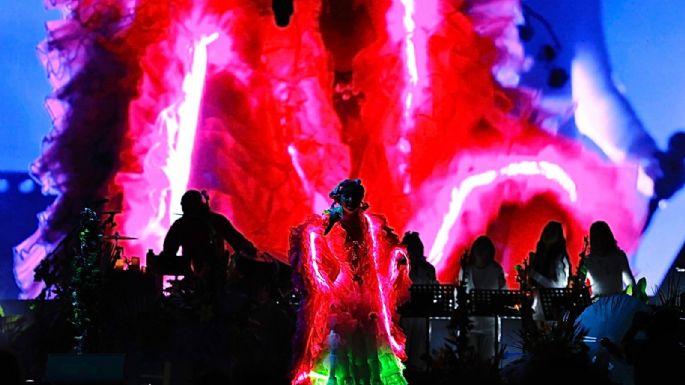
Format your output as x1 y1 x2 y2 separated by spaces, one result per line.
217 214 257 257
619 251 636 289
498 265 506 289
161 221 183 257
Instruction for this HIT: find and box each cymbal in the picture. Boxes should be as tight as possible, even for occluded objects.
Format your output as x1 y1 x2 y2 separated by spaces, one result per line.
103 232 138 240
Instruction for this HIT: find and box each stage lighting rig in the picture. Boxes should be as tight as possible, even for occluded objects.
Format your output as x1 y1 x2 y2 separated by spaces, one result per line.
272 0 294 27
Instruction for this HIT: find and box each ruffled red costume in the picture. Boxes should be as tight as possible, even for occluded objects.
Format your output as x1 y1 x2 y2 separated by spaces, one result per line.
290 212 411 385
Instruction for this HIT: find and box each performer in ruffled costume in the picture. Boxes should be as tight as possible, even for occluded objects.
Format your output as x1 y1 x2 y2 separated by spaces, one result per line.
290 179 411 385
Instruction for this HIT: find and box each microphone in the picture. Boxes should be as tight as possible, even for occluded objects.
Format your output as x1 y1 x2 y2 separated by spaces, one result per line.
323 205 343 235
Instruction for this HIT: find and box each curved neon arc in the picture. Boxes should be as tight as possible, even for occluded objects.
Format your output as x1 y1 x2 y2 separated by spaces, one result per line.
428 160 578 265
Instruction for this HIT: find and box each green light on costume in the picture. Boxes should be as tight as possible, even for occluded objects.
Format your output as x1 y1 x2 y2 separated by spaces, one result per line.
308 370 328 383
308 347 407 385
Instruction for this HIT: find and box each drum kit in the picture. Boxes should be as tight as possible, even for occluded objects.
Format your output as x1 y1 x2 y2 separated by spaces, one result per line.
98 209 187 275
98 210 141 271
104 233 141 270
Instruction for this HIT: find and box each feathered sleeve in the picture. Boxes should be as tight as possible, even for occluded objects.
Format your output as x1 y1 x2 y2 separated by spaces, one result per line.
366 213 412 360
289 215 336 385
379 218 412 304
386 234 412 361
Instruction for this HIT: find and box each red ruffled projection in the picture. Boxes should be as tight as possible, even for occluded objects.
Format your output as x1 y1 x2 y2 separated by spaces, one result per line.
17 0 646 297
15 0 155 297
290 213 411 384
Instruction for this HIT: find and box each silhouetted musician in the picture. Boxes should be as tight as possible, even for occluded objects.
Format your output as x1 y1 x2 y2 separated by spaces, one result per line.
160 190 256 285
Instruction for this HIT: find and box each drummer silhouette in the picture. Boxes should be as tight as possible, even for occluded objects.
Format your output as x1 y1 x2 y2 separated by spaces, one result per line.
160 190 256 287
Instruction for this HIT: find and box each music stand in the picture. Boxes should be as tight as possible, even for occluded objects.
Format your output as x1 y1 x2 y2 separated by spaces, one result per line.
400 284 457 370
401 284 457 318
539 288 592 321
469 289 525 358
469 289 524 317
147 254 191 276
146 254 192 293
